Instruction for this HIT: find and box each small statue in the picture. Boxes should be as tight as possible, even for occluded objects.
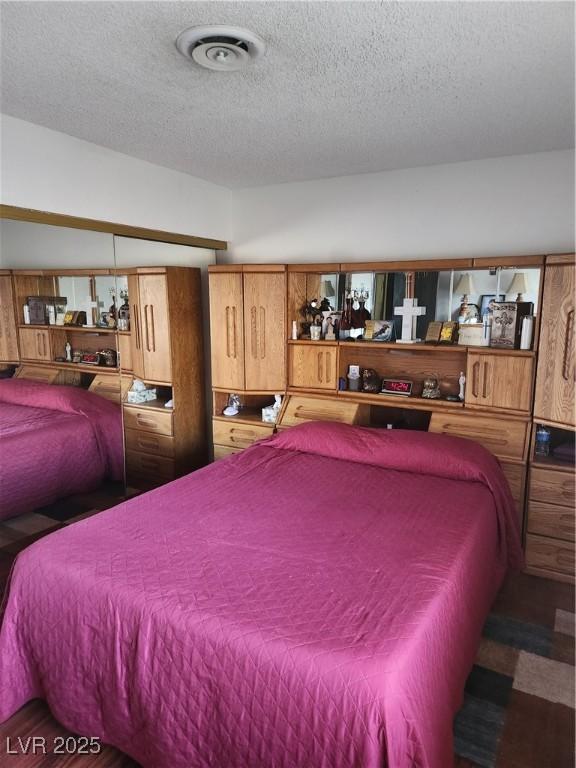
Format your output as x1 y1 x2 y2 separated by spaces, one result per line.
65 341 72 363
422 376 441 399
325 316 336 341
223 393 241 417
459 371 466 401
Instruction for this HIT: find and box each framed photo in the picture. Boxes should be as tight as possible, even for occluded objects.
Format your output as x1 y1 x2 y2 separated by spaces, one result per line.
479 294 505 318
439 321 458 344
364 320 394 342
425 320 443 343
63 310 76 326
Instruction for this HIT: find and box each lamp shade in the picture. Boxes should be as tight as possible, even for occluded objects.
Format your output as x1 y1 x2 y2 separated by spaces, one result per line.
506 272 528 297
323 280 335 297
455 273 476 296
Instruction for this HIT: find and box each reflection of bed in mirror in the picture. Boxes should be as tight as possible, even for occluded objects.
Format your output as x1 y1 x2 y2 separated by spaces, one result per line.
0 377 123 520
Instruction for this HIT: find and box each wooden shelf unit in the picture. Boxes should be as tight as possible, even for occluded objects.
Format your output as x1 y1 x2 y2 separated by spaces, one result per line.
209 255 567 557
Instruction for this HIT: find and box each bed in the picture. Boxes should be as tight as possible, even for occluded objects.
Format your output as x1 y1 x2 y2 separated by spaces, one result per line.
0 378 123 520
0 422 522 768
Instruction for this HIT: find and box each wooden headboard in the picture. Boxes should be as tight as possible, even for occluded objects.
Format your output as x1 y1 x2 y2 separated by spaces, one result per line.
13 365 131 403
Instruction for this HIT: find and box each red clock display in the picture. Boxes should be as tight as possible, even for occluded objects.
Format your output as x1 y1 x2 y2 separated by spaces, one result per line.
381 379 413 396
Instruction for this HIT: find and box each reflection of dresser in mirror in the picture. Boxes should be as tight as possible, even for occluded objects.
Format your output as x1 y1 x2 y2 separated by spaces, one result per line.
2 265 207 492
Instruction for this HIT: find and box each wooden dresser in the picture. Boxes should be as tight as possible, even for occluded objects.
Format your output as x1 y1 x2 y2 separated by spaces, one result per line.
525 254 575 582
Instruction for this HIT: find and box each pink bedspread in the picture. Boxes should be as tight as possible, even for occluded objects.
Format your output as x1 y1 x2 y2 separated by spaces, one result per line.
0 379 123 519
0 423 522 768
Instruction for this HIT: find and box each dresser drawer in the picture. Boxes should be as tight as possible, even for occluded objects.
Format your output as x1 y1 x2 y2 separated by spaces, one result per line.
213 444 243 461
125 428 175 458
428 413 529 461
279 395 366 429
212 419 273 449
123 406 173 436
530 466 575 509
126 449 175 482
527 500 575 542
525 533 575 577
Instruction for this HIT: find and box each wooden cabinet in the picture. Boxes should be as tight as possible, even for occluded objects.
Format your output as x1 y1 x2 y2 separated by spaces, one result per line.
209 271 245 391
18 327 52 361
466 352 533 413
208 267 286 392
534 260 575 428
278 395 367 429
0 274 19 362
128 273 172 383
288 343 338 390
243 272 286 391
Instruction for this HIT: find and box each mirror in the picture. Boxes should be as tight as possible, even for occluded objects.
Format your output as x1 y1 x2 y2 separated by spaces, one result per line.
0 218 126 523
440 267 541 323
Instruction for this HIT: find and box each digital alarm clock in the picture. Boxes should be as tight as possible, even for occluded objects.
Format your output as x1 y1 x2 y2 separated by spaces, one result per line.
380 378 413 396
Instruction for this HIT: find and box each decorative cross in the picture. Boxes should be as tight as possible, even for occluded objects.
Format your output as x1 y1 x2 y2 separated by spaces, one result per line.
394 298 426 343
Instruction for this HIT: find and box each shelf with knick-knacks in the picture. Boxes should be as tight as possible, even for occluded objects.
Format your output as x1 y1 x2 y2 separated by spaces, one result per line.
14 271 131 372
286 263 542 415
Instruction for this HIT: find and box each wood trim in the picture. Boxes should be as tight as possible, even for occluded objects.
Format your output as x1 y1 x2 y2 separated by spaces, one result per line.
472 255 545 268
241 264 286 273
546 253 575 265
0 204 228 251
340 258 474 272
286 263 341 273
208 264 244 273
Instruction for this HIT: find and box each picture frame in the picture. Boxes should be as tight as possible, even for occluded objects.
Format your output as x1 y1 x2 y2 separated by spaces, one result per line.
439 321 458 344
364 319 394 342
424 320 443 343
479 294 505 318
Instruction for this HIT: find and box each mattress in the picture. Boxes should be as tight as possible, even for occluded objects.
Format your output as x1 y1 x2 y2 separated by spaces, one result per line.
0 422 522 767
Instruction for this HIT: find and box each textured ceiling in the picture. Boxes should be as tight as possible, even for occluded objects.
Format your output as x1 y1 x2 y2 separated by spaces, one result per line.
0 1 574 188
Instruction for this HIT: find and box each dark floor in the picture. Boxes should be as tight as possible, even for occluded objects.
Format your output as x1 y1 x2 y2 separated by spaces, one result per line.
0 487 574 768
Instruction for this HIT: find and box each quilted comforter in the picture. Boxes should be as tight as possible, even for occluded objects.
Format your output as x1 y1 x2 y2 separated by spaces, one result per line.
0 422 522 767
0 378 123 519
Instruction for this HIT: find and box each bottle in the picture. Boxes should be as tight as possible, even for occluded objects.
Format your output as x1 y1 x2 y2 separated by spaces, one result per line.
534 425 551 457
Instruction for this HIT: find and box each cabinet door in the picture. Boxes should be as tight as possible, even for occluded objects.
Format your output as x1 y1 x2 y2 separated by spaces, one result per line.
127 274 144 379
534 262 575 427
466 352 533 412
289 343 337 390
209 272 245 390
0 275 19 362
243 272 286 391
18 327 51 361
139 274 172 383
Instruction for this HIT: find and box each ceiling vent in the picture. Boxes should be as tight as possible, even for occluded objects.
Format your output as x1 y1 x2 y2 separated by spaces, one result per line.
175 24 266 71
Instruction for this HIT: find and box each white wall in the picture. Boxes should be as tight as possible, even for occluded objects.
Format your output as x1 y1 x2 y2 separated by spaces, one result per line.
228 150 575 263
0 114 231 242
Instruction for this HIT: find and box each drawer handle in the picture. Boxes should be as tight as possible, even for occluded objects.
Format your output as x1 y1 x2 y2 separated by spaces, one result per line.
144 305 151 352
133 304 141 350
225 306 231 358
136 415 158 427
472 361 479 397
562 309 574 381
250 306 257 359
325 351 331 383
259 307 266 359
149 304 156 352
138 438 159 450
317 351 323 383
482 362 489 398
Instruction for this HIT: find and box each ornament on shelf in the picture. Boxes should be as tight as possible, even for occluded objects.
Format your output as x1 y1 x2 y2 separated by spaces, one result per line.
394 272 426 344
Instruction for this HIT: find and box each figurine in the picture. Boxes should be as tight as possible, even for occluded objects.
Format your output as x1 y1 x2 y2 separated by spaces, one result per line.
65 341 72 363
422 376 441 399
459 371 466 401
223 393 241 417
